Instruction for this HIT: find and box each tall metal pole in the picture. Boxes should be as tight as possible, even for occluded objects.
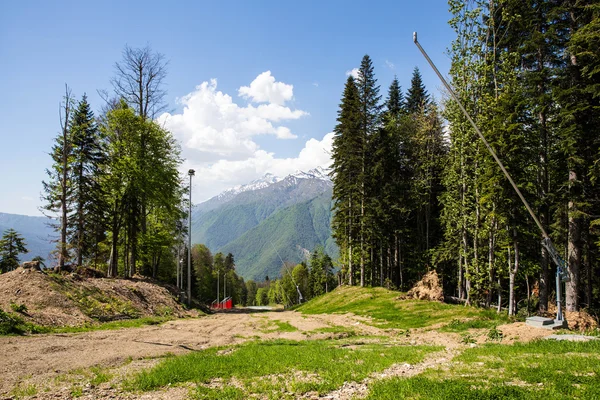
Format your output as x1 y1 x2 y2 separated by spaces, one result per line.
188 169 195 306
413 32 568 324
176 243 180 290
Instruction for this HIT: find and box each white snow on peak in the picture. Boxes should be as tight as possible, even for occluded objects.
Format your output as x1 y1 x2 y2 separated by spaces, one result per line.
209 167 331 204
288 166 331 181
216 173 281 200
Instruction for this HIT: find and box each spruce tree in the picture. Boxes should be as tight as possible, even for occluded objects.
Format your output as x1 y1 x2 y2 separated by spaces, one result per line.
69 94 106 266
405 67 430 114
331 76 362 285
0 229 28 273
356 54 381 287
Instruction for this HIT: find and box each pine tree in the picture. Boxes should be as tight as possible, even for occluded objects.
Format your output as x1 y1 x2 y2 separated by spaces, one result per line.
356 54 381 287
331 76 362 285
385 76 404 117
69 94 106 266
405 67 430 114
0 229 28 273
554 0 600 311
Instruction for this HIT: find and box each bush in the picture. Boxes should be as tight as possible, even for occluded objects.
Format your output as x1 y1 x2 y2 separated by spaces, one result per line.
0 308 25 335
10 302 28 314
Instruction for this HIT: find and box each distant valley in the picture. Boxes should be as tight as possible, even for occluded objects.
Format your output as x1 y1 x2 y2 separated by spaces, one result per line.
1 168 336 278
0 212 56 262
191 167 337 280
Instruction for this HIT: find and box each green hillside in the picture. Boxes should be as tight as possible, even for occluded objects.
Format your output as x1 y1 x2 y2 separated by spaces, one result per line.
191 176 333 251
220 190 337 280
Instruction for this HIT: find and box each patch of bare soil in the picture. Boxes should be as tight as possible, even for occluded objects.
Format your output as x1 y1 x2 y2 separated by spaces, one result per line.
0 302 565 399
545 304 599 331
0 268 88 326
495 322 554 343
0 268 190 327
400 270 444 302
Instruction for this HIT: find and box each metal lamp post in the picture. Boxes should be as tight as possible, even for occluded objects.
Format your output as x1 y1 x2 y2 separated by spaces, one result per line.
188 169 195 306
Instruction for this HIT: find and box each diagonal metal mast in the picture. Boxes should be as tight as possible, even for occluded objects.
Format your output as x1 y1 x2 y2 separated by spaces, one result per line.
413 32 568 323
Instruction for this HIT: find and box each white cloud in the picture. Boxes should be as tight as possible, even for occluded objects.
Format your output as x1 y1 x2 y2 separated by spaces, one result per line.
238 71 294 105
158 77 306 158
346 68 359 79
158 72 332 203
385 60 395 70
312 82 319 87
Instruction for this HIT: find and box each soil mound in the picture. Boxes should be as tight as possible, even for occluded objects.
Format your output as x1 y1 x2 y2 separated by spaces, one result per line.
0 268 189 327
402 270 444 302
546 303 598 331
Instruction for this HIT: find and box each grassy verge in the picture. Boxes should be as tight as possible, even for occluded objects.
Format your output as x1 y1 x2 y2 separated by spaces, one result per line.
50 316 174 333
367 339 600 399
0 309 174 336
124 338 441 398
254 317 299 333
310 325 357 336
297 286 511 330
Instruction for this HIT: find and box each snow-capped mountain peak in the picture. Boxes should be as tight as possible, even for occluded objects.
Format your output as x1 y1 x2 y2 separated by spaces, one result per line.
216 173 281 200
289 166 331 181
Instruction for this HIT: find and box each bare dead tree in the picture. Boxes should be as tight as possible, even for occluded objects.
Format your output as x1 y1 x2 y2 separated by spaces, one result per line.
110 44 168 120
58 85 74 270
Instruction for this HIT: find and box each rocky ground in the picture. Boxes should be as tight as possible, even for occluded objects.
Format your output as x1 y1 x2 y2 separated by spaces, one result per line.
0 308 555 399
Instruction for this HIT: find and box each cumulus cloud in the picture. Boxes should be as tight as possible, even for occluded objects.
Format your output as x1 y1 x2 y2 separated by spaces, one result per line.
238 71 294 105
158 77 306 159
158 71 332 203
346 68 359 79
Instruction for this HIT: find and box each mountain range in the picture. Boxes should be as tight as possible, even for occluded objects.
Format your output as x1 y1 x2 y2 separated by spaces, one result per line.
0 212 56 263
0 167 337 279
191 167 337 280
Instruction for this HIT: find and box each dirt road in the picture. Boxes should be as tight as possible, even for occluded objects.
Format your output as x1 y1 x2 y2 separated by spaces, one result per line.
0 310 394 396
0 309 551 399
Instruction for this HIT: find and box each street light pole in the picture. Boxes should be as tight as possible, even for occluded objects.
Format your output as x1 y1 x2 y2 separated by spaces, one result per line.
188 169 195 306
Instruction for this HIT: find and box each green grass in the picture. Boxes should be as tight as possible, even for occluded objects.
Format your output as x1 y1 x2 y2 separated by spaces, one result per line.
50 316 173 333
9 383 37 399
50 276 140 321
439 312 509 333
297 286 510 330
125 338 441 397
254 317 298 333
270 320 298 332
311 325 357 336
0 310 174 336
89 366 112 386
0 308 49 335
367 339 600 399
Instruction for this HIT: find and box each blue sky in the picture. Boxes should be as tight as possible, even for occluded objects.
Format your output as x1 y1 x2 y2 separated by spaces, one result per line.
0 0 453 216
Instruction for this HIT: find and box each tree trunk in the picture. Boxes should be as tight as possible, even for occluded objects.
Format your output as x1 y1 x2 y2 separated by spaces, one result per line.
360 195 365 288
508 229 519 316
108 219 119 278
486 225 495 308
129 202 138 277
497 275 502 313
348 197 353 286
566 179 581 311
380 242 384 287
58 86 72 271
76 165 84 267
